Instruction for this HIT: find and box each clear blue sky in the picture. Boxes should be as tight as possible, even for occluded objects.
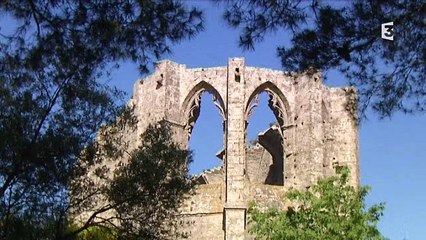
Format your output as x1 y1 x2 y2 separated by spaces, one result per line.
107 2 425 239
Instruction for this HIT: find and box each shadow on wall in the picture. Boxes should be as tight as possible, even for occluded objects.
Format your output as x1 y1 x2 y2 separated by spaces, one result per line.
260 126 284 185
246 125 284 186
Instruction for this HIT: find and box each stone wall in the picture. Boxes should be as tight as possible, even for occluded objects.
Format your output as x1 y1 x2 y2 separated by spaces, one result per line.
79 58 359 239
245 125 283 186
245 145 273 185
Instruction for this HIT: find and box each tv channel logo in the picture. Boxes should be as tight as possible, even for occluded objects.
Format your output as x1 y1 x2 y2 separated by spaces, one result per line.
381 22 394 41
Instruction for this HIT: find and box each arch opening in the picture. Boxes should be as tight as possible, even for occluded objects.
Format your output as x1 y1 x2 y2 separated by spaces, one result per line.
245 84 288 186
182 84 225 185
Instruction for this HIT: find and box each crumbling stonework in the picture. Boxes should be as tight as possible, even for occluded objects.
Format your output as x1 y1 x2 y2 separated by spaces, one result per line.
79 58 359 239
125 57 360 239
246 126 284 186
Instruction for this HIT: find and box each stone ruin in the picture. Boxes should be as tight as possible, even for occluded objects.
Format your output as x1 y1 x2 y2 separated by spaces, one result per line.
81 58 359 239
193 124 284 186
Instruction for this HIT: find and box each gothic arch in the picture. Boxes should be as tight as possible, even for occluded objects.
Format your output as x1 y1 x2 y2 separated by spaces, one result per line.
181 81 226 140
245 81 291 186
245 82 291 135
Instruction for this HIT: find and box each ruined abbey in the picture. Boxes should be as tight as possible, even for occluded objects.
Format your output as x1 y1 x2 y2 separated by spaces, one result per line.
130 58 359 239
77 58 359 239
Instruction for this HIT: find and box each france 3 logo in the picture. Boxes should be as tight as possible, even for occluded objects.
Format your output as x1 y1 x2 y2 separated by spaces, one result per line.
381 22 394 41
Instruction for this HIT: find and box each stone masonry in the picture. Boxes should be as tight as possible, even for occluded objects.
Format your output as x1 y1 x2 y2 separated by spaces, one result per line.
92 58 359 239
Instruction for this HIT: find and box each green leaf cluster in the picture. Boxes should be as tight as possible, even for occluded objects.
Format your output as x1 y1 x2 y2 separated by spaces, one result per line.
221 0 425 117
0 1 203 239
65 224 117 240
248 168 386 240
67 122 193 240
106 122 193 239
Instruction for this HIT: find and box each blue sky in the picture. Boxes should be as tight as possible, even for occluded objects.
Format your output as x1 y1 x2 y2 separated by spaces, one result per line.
0 1 423 239
107 2 425 239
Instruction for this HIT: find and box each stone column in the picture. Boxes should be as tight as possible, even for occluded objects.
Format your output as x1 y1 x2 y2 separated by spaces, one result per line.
224 58 246 240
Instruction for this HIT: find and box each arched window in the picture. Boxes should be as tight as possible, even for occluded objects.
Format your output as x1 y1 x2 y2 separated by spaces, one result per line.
245 83 288 186
182 82 225 184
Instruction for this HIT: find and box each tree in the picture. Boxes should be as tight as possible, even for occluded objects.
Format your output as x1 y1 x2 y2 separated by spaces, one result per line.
0 1 203 239
69 122 193 240
220 0 425 118
248 167 386 240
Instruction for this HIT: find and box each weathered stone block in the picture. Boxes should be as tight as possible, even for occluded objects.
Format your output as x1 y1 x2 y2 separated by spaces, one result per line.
79 58 359 239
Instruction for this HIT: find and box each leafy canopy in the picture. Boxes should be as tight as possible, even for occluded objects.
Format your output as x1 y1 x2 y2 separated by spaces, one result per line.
220 0 425 117
0 0 203 239
68 121 193 240
248 168 386 240
106 122 194 239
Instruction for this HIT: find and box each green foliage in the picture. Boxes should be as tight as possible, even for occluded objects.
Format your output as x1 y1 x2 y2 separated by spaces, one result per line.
0 1 203 239
221 0 425 117
69 122 193 240
75 226 117 240
248 168 386 239
107 122 193 239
